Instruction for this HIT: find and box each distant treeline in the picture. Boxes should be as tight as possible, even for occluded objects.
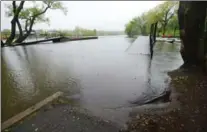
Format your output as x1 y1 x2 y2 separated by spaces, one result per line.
1 27 125 40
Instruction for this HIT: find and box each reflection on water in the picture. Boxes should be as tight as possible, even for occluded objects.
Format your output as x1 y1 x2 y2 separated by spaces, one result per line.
140 42 183 99
1 36 183 126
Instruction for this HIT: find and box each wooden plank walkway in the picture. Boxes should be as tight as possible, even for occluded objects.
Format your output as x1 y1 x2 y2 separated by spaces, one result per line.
1 91 63 130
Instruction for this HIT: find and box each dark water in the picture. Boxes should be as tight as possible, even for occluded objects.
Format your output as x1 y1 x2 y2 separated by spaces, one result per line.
1 36 183 125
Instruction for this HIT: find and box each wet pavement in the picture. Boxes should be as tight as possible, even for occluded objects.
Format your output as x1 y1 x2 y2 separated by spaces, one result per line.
6 104 120 132
1 36 183 126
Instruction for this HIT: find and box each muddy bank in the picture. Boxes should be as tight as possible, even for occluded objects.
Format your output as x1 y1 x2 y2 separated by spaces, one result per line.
123 69 207 132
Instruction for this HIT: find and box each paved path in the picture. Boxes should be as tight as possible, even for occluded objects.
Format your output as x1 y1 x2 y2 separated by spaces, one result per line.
7 104 120 132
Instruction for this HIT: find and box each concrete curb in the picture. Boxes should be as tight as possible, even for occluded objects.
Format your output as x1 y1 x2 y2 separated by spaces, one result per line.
2 91 63 130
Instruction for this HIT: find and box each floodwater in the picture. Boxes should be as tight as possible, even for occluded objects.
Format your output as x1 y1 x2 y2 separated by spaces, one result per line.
1 36 183 126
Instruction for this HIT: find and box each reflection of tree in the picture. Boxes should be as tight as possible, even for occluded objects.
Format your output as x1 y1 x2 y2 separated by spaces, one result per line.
127 37 136 44
2 45 82 120
145 56 159 97
154 42 178 53
2 46 58 121
131 42 176 105
129 56 153 105
1 56 20 121
12 46 29 62
22 46 29 61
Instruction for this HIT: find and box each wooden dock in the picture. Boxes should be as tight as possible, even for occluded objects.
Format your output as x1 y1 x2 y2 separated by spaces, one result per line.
3 36 98 47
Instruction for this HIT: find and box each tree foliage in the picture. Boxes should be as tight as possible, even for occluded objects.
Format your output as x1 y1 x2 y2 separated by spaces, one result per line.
125 1 179 37
4 1 67 45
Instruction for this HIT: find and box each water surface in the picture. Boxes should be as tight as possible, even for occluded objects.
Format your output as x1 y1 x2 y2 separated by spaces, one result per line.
1 36 183 125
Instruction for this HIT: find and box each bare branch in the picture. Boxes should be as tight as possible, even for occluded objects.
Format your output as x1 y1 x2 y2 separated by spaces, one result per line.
33 6 50 18
167 13 174 21
28 17 35 33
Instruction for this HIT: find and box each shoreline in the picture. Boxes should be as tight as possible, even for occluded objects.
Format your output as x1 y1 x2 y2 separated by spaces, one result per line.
122 69 207 132
2 61 206 132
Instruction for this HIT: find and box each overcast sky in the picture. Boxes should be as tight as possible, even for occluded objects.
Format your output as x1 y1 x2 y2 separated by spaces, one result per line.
1 1 164 31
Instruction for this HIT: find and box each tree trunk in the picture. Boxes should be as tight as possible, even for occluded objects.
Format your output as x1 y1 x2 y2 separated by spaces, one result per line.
178 1 207 68
203 10 207 73
16 19 23 38
5 19 16 45
15 5 49 44
178 2 186 64
205 33 207 72
162 23 167 36
5 1 25 45
15 34 29 43
15 17 35 43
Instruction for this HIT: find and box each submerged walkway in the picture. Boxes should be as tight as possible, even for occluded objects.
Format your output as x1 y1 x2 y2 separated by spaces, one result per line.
126 36 150 55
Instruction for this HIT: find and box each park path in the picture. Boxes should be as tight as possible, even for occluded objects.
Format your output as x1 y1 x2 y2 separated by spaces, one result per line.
7 104 120 132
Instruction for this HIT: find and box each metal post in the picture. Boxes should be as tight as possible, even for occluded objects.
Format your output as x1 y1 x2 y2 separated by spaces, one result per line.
149 22 158 59
153 22 158 44
149 23 154 59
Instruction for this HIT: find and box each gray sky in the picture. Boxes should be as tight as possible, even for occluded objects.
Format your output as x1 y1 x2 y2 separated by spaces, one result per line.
1 1 164 31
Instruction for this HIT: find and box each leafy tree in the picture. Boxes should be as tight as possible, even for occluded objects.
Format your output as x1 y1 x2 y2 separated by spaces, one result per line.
5 1 25 44
125 1 179 37
150 1 178 36
1 29 11 39
93 29 97 36
167 14 179 37
5 1 67 45
136 14 148 35
125 17 140 37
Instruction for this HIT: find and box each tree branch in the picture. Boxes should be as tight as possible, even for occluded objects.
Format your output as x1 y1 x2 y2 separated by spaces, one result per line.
6 1 25 44
167 13 174 21
33 6 50 18
25 19 29 32
28 17 35 33
12 1 16 13
15 1 25 17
